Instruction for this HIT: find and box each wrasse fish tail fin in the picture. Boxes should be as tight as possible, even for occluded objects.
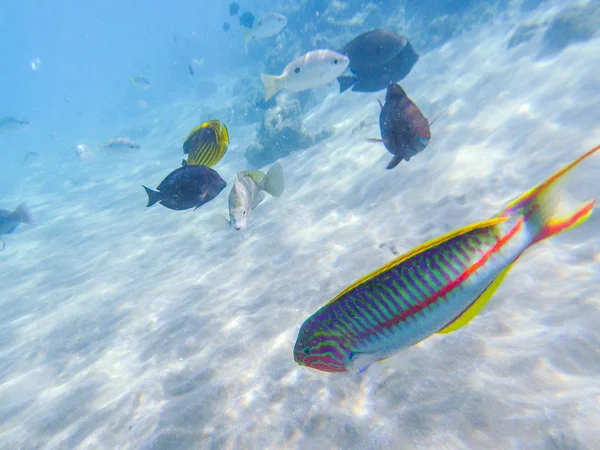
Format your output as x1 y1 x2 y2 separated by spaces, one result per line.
143 186 161 207
437 262 515 335
501 144 599 244
260 162 284 197
260 73 279 101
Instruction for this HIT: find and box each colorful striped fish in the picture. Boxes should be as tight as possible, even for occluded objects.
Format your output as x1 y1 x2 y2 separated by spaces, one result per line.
294 145 599 375
183 120 229 167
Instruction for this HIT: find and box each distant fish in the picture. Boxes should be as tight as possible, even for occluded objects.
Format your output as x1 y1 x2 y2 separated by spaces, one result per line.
337 29 419 93
241 13 287 52
223 22 231 32
294 144 600 375
143 161 227 211
228 162 284 230
239 11 255 29
190 58 204 68
0 116 29 131
101 137 141 154
76 144 94 161
260 49 349 101
229 2 240 16
368 83 430 169
183 120 229 167
21 151 39 166
130 74 151 90
188 63 194 76
30 57 42 71
0 203 34 251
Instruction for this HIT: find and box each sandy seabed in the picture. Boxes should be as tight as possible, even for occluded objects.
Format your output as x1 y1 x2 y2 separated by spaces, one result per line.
1 5 600 450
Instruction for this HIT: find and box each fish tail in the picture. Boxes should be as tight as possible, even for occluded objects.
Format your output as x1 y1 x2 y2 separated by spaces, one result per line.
260 162 284 197
500 144 599 244
241 26 252 53
11 203 34 225
143 186 161 207
260 73 280 101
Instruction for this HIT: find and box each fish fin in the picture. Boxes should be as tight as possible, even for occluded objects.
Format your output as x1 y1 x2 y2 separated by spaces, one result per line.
366 138 386 143
327 217 508 305
11 203 34 225
260 73 280 101
260 162 284 197
350 352 386 376
437 262 516 334
220 123 230 145
241 26 252 53
377 99 383 110
386 155 403 169
499 144 599 244
337 76 356 93
248 170 265 184
253 191 266 208
143 186 161 207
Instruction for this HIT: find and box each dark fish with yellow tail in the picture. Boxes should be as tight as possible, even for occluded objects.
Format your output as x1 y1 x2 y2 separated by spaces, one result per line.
368 83 430 169
183 120 229 167
143 161 226 211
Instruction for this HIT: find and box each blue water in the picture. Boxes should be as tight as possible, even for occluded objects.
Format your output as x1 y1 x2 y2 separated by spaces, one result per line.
1 0 600 448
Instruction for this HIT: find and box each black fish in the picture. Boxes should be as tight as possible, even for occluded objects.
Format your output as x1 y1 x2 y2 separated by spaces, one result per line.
239 11 255 29
223 22 231 32
0 203 34 250
188 64 194 76
337 30 419 93
143 161 226 210
368 83 431 169
229 2 240 16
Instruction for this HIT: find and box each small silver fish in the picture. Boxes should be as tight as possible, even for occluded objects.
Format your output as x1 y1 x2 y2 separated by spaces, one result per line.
0 203 34 251
242 12 287 52
130 75 151 89
76 144 94 161
0 116 29 131
228 162 284 231
101 138 141 153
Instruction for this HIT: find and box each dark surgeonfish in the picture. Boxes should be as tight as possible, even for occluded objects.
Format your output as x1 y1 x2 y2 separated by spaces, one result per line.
183 120 229 167
143 161 227 210
0 203 34 251
0 116 29 131
368 83 430 169
337 30 419 93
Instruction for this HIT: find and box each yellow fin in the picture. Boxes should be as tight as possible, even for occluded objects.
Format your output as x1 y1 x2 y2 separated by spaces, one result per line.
437 261 515 334
220 123 230 145
260 73 280 101
248 170 265 184
327 217 508 305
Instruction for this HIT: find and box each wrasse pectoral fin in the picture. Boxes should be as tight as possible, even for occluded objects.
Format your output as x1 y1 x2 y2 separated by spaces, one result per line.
349 351 385 376
437 261 516 335
386 155 404 169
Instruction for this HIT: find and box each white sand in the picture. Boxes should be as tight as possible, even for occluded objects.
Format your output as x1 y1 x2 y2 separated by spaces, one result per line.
1 5 600 450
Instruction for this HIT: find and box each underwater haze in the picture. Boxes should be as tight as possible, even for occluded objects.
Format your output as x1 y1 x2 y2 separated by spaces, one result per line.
1 0 600 449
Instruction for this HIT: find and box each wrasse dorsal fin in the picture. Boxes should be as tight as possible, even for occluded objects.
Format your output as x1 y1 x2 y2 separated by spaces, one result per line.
437 261 516 335
326 217 508 306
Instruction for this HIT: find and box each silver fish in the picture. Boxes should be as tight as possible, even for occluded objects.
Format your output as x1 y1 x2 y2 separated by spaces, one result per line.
228 162 284 231
0 203 34 251
101 137 141 153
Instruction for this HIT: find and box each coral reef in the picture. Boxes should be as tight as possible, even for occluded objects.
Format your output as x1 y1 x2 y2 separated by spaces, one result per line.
244 95 332 168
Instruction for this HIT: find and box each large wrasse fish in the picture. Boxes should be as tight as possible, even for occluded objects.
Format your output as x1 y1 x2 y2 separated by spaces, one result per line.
294 145 599 374
183 120 229 167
